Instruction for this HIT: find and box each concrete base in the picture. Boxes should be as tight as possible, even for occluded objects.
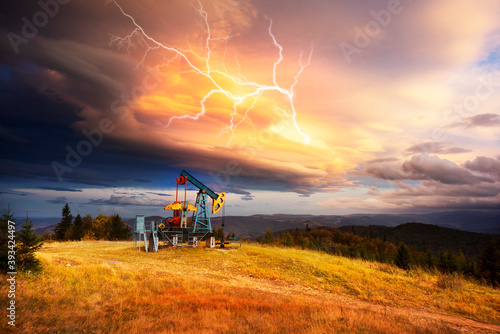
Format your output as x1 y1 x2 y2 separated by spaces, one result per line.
206 236 215 248
171 235 178 246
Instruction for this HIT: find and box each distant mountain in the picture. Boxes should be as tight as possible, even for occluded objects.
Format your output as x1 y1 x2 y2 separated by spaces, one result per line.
214 211 499 239
35 224 56 235
34 210 499 238
15 217 59 228
405 211 500 234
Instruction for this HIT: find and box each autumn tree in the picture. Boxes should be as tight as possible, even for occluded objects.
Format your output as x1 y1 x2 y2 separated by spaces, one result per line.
283 233 294 247
92 214 108 240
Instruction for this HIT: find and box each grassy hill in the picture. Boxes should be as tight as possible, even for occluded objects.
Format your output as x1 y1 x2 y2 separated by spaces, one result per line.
2 241 499 333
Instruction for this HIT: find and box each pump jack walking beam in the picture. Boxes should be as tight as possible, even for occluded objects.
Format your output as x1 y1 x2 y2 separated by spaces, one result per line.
179 170 226 214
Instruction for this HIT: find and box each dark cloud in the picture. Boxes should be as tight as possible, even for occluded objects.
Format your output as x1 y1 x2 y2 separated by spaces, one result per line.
0 123 30 145
446 113 500 128
405 142 471 155
346 154 500 211
0 71 83 159
241 194 255 201
0 0 344 199
38 186 82 192
364 154 490 185
0 160 54 179
218 184 252 196
95 133 341 195
46 196 68 204
1 0 348 199
0 190 29 196
378 180 500 210
406 154 488 185
464 156 500 180
66 179 114 187
89 195 166 206
467 113 500 127
0 158 122 189
45 178 113 187
321 179 500 212
146 192 171 197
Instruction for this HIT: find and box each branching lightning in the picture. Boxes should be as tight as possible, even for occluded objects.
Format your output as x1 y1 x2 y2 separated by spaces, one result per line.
109 0 312 145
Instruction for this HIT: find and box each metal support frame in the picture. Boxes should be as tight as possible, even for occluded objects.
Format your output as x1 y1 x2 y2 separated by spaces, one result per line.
133 215 159 252
192 191 212 233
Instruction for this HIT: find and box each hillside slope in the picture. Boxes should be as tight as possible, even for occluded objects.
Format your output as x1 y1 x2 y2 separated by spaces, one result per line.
3 241 499 333
338 223 495 259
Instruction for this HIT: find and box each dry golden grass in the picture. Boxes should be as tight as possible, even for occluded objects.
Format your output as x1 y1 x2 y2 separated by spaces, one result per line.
1 241 499 333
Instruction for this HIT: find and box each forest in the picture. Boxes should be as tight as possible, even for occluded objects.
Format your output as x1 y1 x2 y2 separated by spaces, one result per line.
259 225 500 287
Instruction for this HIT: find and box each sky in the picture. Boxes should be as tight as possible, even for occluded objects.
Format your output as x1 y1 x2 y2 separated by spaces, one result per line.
1 0 499 219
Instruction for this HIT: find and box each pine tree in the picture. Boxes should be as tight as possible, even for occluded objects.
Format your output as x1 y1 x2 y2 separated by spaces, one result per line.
17 213 43 271
261 229 275 245
1 204 15 273
424 249 437 269
71 214 84 241
438 250 458 273
395 243 413 270
478 240 500 287
81 214 95 240
106 214 131 240
54 203 73 240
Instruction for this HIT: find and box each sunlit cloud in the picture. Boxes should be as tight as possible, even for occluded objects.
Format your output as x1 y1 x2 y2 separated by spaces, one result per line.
1 0 499 216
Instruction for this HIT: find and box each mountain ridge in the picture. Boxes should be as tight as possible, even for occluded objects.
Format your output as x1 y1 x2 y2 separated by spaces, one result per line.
33 210 499 237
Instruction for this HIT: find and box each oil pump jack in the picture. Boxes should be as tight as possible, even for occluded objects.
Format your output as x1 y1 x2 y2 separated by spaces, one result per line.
159 170 226 247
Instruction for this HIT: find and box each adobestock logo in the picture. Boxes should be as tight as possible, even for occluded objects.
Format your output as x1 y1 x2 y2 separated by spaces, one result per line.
51 69 163 182
7 0 71 54
339 0 411 64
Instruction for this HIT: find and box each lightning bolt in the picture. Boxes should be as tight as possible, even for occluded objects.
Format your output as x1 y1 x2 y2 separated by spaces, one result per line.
109 0 312 145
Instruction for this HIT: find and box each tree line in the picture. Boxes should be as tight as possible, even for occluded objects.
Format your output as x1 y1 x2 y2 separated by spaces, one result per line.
259 226 500 287
49 203 131 241
213 227 235 241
